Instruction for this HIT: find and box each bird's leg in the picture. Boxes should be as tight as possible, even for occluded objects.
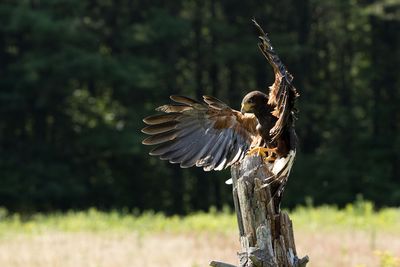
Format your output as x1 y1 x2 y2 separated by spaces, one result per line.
247 147 265 157
264 147 277 162
247 147 277 162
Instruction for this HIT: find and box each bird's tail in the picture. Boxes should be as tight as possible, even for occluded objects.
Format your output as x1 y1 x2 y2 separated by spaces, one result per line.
264 149 296 211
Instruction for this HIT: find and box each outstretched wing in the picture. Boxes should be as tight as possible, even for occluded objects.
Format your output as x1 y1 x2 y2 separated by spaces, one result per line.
142 95 258 171
253 20 299 143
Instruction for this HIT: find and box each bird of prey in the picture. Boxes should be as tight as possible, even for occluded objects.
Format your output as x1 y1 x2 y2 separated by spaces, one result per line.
142 21 299 187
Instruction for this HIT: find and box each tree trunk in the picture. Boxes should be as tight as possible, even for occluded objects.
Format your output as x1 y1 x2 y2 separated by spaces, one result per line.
210 156 309 267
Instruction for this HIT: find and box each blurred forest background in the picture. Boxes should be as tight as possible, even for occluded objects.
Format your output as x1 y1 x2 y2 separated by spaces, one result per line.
0 0 399 214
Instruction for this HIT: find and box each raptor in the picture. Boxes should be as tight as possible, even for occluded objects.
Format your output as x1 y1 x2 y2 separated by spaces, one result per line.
142 21 299 191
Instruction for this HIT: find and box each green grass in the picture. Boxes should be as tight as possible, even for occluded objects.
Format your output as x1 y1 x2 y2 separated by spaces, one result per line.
0 201 399 267
0 207 236 236
0 199 399 236
291 201 400 233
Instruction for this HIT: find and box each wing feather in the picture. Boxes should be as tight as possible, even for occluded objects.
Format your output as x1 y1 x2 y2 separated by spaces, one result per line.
142 130 178 145
203 95 229 110
170 95 201 105
161 127 204 161
253 19 299 142
201 133 226 171
209 133 230 170
156 104 192 113
142 95 258 171
141 121 179 135
143 113 181 125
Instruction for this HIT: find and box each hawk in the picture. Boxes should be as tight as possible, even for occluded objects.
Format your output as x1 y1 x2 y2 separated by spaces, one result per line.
142 21 299 188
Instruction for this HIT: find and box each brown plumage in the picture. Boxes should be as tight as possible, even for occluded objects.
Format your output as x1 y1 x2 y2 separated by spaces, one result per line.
143 95 258 171
142 20 299 181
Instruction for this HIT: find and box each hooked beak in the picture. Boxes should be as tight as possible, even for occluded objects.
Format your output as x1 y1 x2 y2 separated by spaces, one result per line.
241 102 252 114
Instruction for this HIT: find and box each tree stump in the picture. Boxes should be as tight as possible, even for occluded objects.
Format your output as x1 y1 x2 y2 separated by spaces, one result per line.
210 156 309 267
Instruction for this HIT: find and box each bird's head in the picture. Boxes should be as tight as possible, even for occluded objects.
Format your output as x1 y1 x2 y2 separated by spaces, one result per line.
241 91 268 114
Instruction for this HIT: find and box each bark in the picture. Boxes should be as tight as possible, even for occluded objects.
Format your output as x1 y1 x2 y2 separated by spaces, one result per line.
210 156 309 267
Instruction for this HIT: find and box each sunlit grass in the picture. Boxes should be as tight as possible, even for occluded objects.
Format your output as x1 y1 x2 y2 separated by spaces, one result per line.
0 199 399 235
0 207 237 236
291 200 400 233
0 200 399 267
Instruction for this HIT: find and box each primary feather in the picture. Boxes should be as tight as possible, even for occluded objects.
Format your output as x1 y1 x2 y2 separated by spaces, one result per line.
142 96 258 171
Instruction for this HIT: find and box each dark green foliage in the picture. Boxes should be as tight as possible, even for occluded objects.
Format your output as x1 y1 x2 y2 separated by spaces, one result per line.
0 0 399 213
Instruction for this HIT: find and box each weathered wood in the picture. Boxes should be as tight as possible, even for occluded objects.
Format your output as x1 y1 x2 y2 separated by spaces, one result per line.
210 261 237 267
209 156 309 267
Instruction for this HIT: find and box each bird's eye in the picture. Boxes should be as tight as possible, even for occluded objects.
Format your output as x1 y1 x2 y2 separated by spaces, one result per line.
248 98 254 103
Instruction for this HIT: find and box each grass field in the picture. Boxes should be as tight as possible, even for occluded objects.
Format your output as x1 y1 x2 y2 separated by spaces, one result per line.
0 201 399 267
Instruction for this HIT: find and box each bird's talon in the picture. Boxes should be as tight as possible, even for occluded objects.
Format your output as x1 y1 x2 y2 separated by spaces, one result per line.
247 147 277 162
247 147 265 157
264 156 276 163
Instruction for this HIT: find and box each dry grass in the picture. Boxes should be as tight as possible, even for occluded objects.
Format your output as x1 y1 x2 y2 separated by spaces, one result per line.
0 228 399 267
0 231 236 267
296 229 400 267
0 203 399 267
